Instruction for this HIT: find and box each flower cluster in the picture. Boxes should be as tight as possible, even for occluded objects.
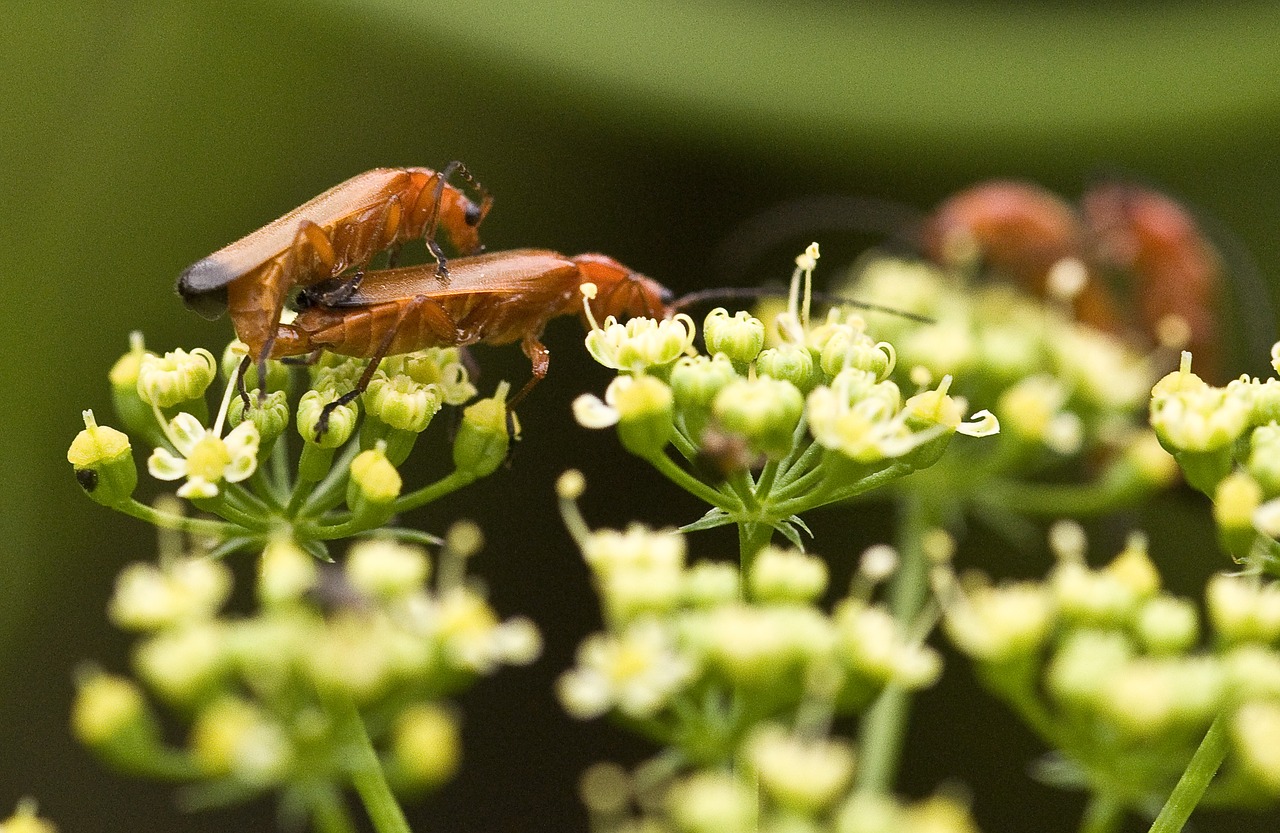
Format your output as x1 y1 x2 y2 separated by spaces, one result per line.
67 333 530 825
68 334 514 556
573 248 998 552
939 522 1280 807
73 531 539 818
556 473 939 782
578 757 981 833
833 255 1175 523
1148 348 1280 572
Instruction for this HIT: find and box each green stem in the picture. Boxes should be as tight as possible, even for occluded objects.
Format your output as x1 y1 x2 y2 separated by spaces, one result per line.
297 441 363 518
738 521 774 575
394 469 476 514
1148 712 1229 833
1079 790 1126 833
855 492 934 794
329 692 413 833
114 499 243 538
645 451 739 511
309 786 358 833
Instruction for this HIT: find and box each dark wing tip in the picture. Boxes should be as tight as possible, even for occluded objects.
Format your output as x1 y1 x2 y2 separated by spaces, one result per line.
176 258 233 319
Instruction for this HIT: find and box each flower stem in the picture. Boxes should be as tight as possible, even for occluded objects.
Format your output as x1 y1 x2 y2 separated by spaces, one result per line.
1148 711 1229 833
309 786 358 833
645 451 739 512
395 469 476 514
329 691 413 833
738 521 774 575
855 492 935 794
1079 790 1125 833
115 499 243 538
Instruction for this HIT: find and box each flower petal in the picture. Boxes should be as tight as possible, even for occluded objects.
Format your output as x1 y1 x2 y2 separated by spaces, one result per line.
573 394 621 429
147 448 188 481
177 477 220 499
957 409 1000 437
168 412 208 455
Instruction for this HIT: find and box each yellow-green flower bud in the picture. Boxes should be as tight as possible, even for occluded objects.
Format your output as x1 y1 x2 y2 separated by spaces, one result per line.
712 377 804 458
704 308 765 366
108 332 159 441
390 703 460 788
68 411 137 507
1136 595 1199 654
585 314 696 373
1103 534 1160 599
1101 657 1221 738
228 389 289 447
137 348 217 408
259 539 318 606
746 725 855 814
347 444 403 512
667 771 758 833
453 386 514 478
1248 423 1280 497
1206 574 1280 645
365 375 443 433
1214 471 1263 559
819 329 893 381
683 562 741 608
613 375 674 458
345 539 429 600
1233 700 1280 793
756 343 821 393
297 389 357 448
133 624 226 704
392 348 477 404
1150 376 1250 454
1251 379 1280 426
220 340 288 393
1046 630 1133 710
748 546 828 604
190 697 290 783
834 602 940 689
0 800 57 833
944 582 1053 665
72 672 146 747
1225 645 1280 701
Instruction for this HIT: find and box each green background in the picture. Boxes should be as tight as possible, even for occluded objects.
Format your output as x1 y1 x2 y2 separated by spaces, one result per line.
3 1 1279 830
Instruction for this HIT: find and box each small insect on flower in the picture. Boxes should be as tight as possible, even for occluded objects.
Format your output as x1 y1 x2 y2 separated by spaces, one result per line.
269 249 673 436
176 165 492 393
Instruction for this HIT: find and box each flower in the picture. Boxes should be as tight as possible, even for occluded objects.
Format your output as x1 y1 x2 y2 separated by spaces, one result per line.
148 413 260 498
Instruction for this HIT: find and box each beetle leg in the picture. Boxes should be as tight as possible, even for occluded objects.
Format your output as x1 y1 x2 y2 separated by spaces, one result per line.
422 162 462 282
234 355 253 409
507 333 551 408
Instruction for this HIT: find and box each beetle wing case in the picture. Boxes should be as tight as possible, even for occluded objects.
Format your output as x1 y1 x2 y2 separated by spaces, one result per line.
176 259 234 318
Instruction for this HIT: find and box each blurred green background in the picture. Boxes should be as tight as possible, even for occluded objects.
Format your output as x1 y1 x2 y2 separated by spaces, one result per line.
4 1 1280 830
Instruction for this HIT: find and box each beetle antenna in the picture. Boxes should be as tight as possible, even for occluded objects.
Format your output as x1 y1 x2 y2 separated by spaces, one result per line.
671 286 933 324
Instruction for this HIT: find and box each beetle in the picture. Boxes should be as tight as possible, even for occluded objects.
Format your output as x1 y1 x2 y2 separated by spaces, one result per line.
1080 180 1224 376
270 248 670 431
920 179 1125 335
176 164 493 387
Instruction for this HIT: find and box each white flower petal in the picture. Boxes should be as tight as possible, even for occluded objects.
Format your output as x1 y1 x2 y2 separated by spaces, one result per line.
957 409 1000 437
177 477 220 499
147 448 189 481
573 394 620 429
168 412 208 455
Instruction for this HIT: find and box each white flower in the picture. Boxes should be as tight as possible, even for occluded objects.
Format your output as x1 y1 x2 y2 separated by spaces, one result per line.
148 413 260 498
558 619 695 719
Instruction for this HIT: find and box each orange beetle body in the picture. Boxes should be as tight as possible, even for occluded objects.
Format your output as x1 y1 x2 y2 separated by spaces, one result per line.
177 165 492 364
274 248 670 407
1081 181 1223 372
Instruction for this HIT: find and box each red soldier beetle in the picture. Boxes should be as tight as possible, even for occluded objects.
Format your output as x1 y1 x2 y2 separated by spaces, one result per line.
270 248 670 434
920 179 1126 335
1080 180 1225 378
176 163 493 393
